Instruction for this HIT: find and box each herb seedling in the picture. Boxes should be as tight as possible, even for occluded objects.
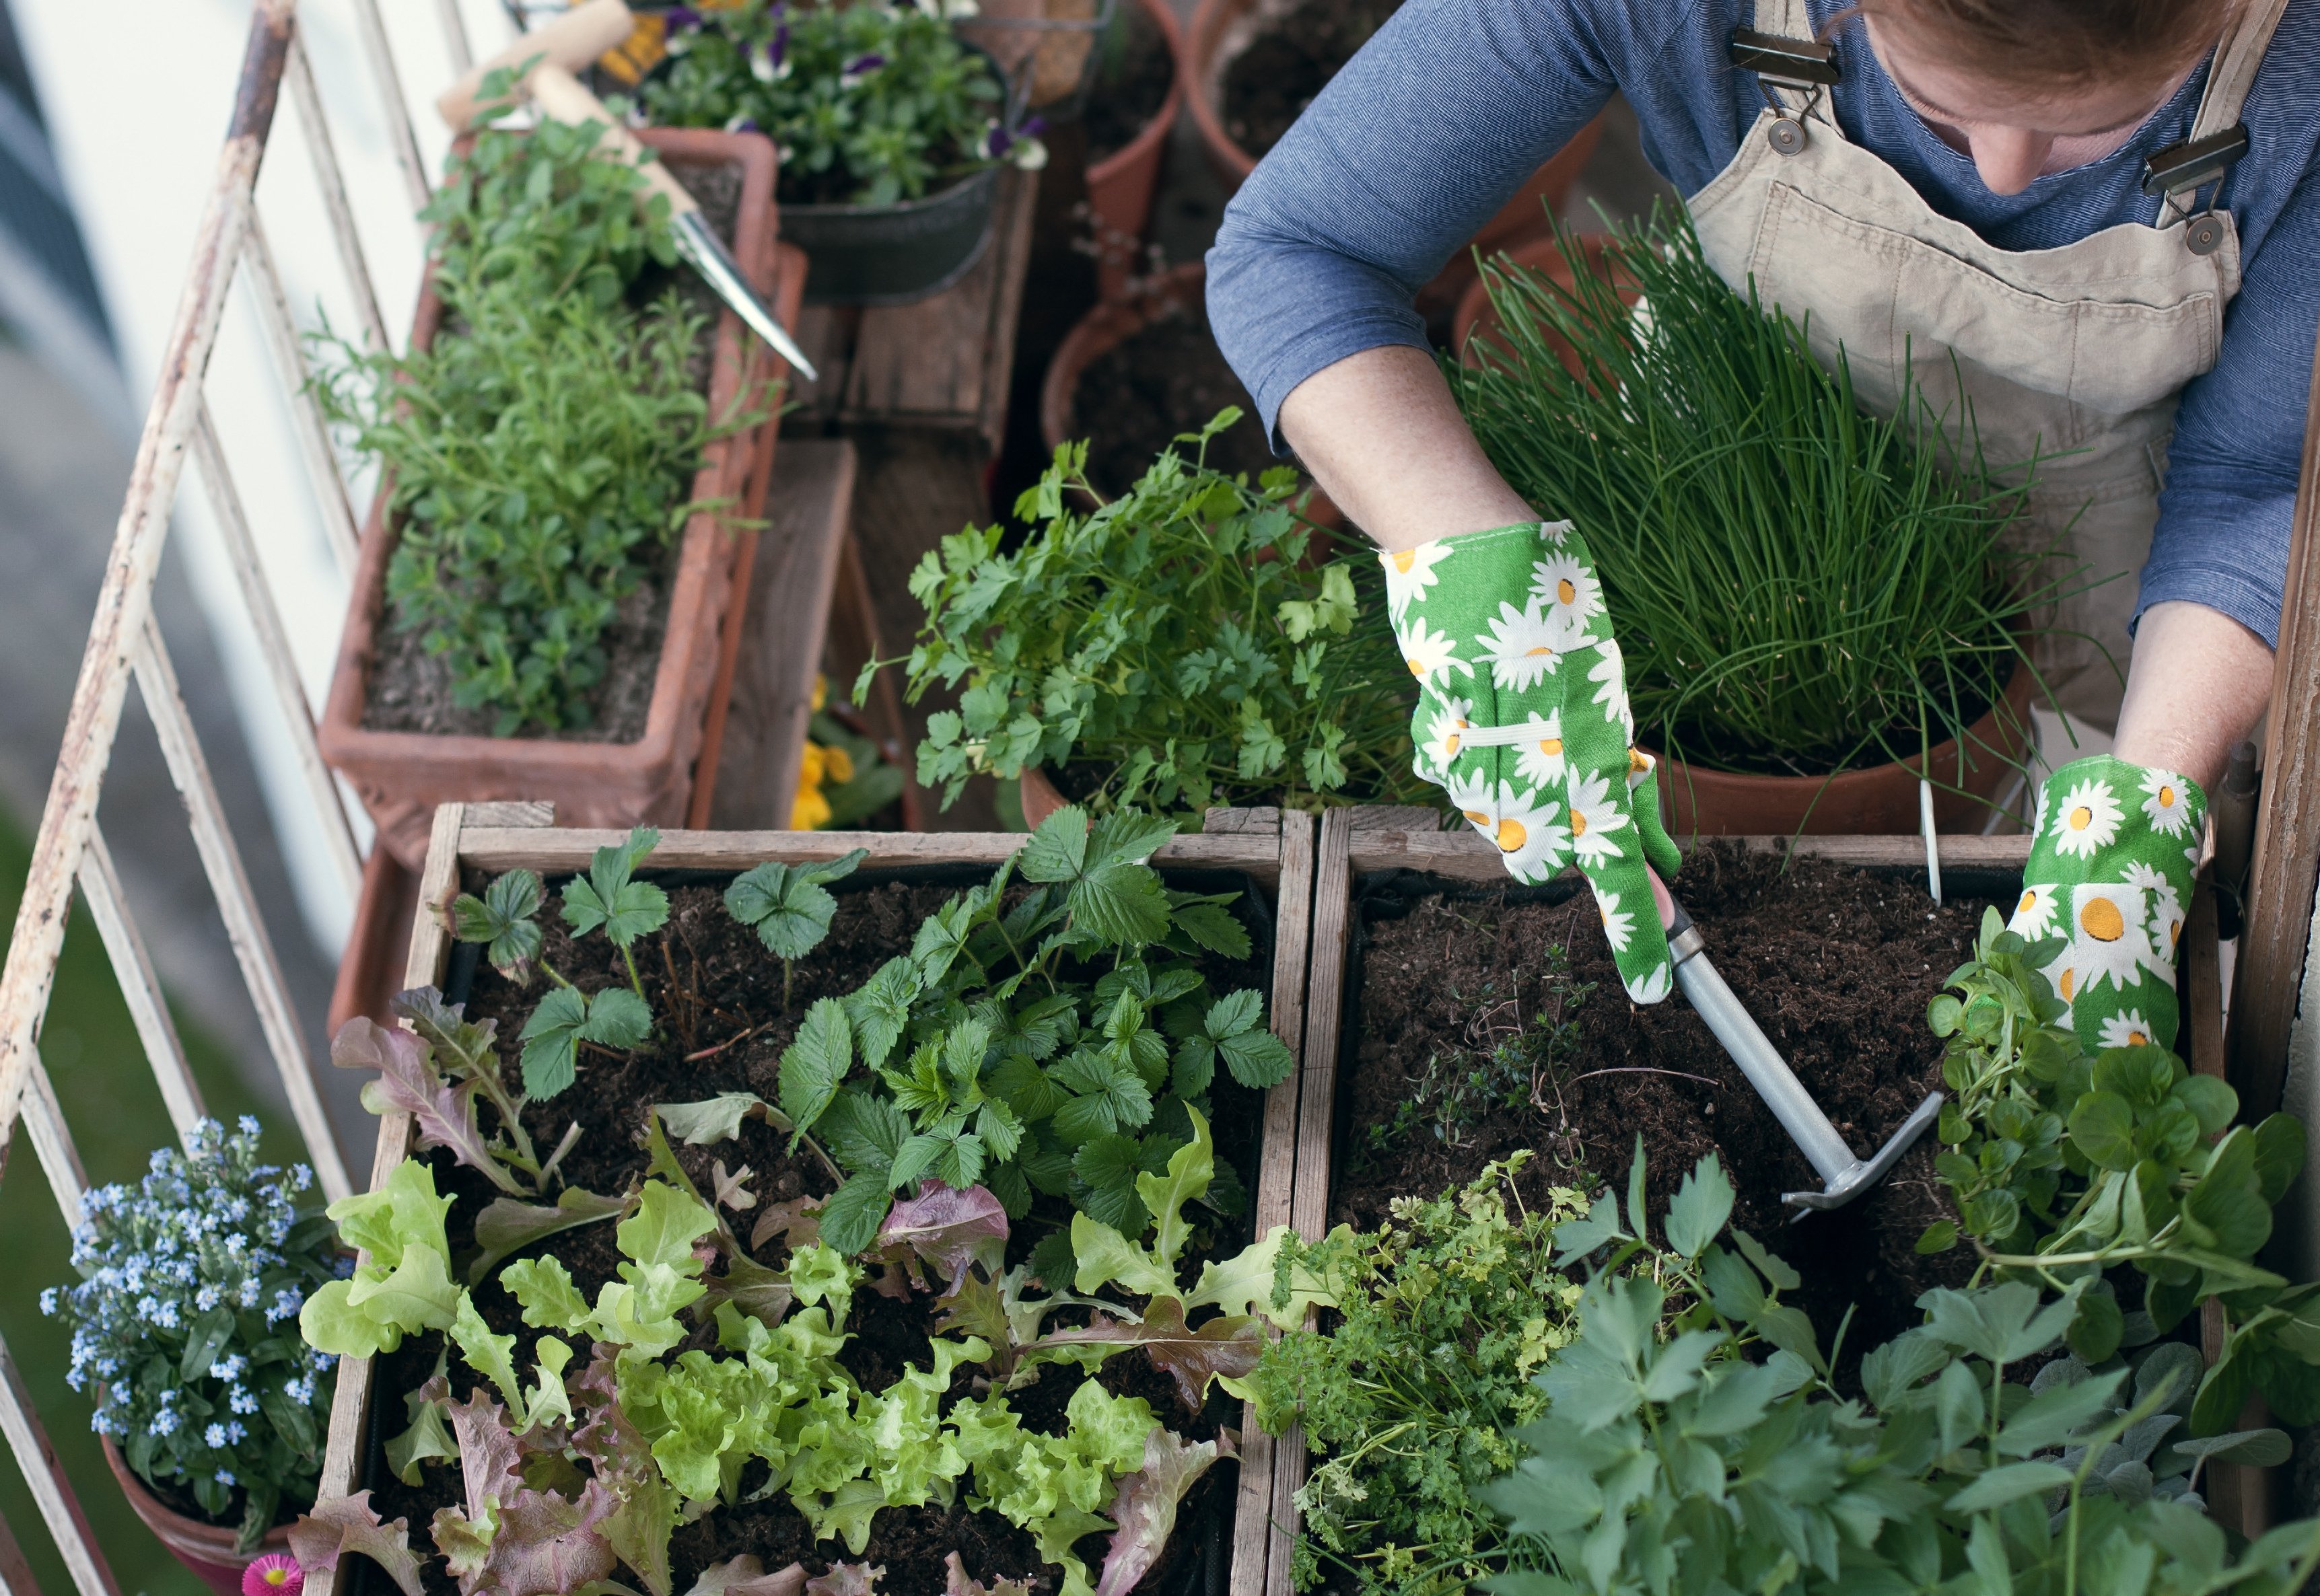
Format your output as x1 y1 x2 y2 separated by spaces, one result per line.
724 848 868 1010
883 424 1429 817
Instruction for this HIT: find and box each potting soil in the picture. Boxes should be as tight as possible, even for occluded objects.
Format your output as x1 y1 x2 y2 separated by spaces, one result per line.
1338 842 1985 1371
361 869 1262 1591
1075 302 1279 495
1084 0 1174 166
359 159 746 745
1221 0 1402 158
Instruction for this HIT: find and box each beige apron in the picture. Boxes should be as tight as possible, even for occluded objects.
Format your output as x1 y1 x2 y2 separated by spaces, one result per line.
1689 0 2288 731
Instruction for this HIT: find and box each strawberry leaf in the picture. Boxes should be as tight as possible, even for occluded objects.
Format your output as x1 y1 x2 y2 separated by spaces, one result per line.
561 826 670 949
452 869 546 983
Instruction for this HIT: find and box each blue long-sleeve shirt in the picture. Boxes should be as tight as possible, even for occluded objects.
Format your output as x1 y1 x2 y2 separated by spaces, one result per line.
1205 0 2320 646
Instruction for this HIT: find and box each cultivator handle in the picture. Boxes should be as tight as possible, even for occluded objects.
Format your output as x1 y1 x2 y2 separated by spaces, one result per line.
437 0 639 131
1663 898 1942 1213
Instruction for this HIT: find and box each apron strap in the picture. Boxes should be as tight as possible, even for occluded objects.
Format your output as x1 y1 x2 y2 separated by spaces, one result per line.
2191 0 2291 140
1748 0 1815 40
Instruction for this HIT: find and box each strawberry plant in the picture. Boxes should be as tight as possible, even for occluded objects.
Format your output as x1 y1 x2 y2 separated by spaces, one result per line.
883 425 1428 818
312 109 757 736
773 804 1296 1256
1921 909 2318 1437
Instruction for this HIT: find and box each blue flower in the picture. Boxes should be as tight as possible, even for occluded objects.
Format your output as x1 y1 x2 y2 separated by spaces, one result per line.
205 1423 229 1449
840 51 886 88
38 1288 56 1316
152 1409 178 1437
215 1470 235 1486
230 1388 258 1416
215 1354 246 1381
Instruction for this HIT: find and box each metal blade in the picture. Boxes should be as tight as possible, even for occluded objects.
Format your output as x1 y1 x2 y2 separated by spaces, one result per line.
673 209 818 382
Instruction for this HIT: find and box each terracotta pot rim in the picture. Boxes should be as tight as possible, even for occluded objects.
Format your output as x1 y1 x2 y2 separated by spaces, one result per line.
1088 0 1187 186
319 127 780 778
100 1434 295 1558
1040 260 1208 458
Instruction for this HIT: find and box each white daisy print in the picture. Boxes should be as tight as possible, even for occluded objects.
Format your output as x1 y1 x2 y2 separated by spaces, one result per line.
1515 711 1567 788
2140 767 2195 838
2009 883 2059 941
1531 552 1605 634
1396 616 1473 686
1598 888 1634 953
1380 540 1454 621
1539 519 1572 547
2049 776 2123 859
1476 601 1564 692
2148 902 2187 974
1625 746 1659 794
1587 640 1632 732
1566 769 1632 866
2042 948 2079 1006
1418 696 1473 772
2121 861 2182 923
1485 781 1572 883
1444 768 1498 836
1624 964 1672 1004
2098 1009 2156 1050
2070 883 2154 994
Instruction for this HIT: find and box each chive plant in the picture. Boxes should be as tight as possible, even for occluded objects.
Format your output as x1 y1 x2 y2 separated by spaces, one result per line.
1452 211 2069 778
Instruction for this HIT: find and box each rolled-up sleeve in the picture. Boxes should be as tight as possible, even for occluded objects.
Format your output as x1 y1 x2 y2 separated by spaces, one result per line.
1205 0 1621 444
2142 171 2320 649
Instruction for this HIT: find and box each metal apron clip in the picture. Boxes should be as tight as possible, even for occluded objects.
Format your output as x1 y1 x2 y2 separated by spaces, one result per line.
2142 123 2249 256
1730 29 1839 155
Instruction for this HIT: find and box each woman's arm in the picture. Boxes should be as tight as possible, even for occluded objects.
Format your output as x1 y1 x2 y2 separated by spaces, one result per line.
1275 344 1535 551
2113 601 2273 794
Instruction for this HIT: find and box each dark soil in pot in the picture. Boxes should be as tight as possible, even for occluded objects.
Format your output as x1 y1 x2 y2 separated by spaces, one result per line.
1076 301 1275 496
1336 842 1990 1382
359 163 747 746
1085 0 1174 165
1222 0 1401 157
360 864 1269 1592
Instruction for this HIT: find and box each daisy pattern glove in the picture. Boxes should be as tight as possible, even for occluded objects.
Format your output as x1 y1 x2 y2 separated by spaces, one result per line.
2005 754 2205 1054
1382 521 1684 1003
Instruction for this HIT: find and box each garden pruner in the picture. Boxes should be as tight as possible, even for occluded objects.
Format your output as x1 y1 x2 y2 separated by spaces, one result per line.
1664 896 1942 1212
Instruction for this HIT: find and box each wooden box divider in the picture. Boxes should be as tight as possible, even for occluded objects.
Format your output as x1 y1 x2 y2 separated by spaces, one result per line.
1236 813 2237 1595
310 801 1320 1596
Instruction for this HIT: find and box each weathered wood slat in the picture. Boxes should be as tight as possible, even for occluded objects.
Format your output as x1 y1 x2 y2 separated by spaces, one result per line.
0 1330 119 1596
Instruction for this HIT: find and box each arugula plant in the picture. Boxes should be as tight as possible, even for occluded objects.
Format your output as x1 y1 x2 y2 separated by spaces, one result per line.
312 109 754 735
639 0 1037 209
774 804 1295 1254
454 825 670 1098
1922 908 2317 1435
1246 1155 1590 1594
725 848 868 1011
879 426 1428 818
1483 1149 2320 1596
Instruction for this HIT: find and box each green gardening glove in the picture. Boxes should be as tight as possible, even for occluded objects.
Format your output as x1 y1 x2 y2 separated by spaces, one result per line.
2006 754 2205 1054
1383 521 1683 1003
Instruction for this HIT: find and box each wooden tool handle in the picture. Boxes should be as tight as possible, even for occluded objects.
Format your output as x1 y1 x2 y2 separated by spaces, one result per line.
526 65 700 216
436 0 637 130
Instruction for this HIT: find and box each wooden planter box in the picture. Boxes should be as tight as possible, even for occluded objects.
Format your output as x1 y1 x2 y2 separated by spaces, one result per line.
1229 809 2237 1595
309 801 1321 1596
320 129 805 871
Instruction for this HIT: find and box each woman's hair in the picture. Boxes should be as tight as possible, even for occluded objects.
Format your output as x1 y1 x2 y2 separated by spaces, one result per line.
1848 0 2236 88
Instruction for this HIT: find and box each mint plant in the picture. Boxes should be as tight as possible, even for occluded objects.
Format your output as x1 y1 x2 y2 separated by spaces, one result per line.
1922 908 2317 1435
42 1120 340 1550
1482 1149 2320 1596
312 111 753 735
639 0 1039 208
883 427 1427 817
774 804 1296 1254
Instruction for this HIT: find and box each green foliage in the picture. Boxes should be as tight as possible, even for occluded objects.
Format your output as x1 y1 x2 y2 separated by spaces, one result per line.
885 429 1428 817
777 805 1292 1248
1481 1150 2320 1596
312 118 746 735
518 985 654 1099
451 870 543 984
1926 907 2316 1430
564 826 674 955
1452 211 2051 777
301 1161 461 1358
638 0 1016 207
1249 1156 1590 1593
726 848 866 1009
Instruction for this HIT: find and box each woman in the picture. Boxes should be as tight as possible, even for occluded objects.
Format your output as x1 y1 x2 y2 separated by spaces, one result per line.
1208 0 2312 1052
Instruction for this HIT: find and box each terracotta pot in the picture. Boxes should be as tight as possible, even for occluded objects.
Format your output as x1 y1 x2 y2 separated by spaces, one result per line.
1450 231 1633 370
1022 764 1069 830
1040 261 1343 523
960 0 1101 108
1654 657 2037 837
1086 0 1185 300
104 1437 292 1596
1180 0 1600 293
320 129 800 871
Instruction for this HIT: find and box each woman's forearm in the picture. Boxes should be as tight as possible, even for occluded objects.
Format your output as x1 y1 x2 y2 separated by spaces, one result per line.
1276 344 1537 551
2112 600 2273 793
